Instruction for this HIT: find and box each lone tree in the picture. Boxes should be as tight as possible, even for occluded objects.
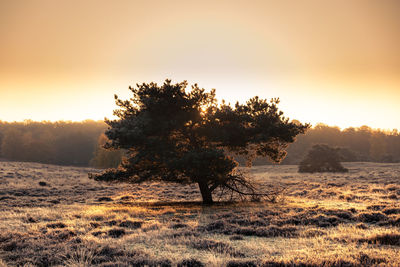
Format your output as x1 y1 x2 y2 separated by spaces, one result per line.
298 144 349 173
91 80 309 204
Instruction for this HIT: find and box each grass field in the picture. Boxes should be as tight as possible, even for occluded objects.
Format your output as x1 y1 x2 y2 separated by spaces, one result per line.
0 161 399 266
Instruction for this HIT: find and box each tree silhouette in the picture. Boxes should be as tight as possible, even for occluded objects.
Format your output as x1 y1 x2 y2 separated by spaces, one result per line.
298 144 348 173
90 80 309 204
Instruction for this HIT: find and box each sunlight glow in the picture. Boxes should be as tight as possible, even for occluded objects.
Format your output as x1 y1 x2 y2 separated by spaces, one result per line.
1 1 399 130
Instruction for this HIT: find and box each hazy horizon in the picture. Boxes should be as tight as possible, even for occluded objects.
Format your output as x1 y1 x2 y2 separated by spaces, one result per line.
1 117 398 133
1 0 399 129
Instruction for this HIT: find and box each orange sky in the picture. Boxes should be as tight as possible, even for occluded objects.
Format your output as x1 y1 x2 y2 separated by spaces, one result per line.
1 0 399 130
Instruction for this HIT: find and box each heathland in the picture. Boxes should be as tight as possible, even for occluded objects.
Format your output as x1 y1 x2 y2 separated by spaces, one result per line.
0 161 399 266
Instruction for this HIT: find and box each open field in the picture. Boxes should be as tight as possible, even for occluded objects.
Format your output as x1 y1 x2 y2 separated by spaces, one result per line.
0 161 399 266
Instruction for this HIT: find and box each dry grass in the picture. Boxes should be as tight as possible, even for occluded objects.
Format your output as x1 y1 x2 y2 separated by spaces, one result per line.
0 161 400 266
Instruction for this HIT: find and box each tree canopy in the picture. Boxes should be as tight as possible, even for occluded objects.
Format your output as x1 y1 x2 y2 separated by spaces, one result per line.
91 80 309 204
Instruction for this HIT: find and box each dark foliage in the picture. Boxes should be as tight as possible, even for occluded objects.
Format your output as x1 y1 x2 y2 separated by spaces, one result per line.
357 212 388 223
358 253 386 265
107 228 126 238
382 208 400 215
46 222 67 229
227 261 258 267
119 220 143 229
97 197 113 202
38 181 48 186
298 144 349 173
91 80 308 204
359 233 400 246
177 258 205 267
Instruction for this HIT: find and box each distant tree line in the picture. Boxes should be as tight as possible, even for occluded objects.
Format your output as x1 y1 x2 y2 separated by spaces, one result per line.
282 124 400 164
0 121 399 167
0 120 109 166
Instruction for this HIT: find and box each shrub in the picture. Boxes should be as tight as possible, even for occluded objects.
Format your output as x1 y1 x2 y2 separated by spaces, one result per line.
46 222 67 229
119 220 143 229
298 144 348 173
177 258 204 267
359 233 400 246
358 212 388 223
107 228 126 238
227 260 258 267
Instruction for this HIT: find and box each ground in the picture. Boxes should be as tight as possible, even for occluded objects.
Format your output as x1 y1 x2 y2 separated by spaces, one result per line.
0 161 399 266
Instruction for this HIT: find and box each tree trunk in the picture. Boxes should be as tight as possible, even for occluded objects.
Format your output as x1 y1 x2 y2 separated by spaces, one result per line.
198 181 213 204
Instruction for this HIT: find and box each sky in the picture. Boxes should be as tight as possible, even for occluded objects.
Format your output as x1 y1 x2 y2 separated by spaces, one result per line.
1 0 399 130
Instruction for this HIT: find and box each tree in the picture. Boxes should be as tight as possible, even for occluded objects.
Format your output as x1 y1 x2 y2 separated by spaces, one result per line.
298 144 348 173
1 128 24 160
90 134 124 168
90 80 309 204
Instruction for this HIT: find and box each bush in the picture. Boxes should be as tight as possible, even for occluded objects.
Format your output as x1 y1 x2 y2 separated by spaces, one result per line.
359 233 400 246
177 258 204 267
358 212 388 223
107 228 126 238
298 144 348 173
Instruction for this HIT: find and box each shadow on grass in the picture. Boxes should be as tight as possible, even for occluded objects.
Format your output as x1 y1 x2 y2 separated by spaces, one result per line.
122 200 249 208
